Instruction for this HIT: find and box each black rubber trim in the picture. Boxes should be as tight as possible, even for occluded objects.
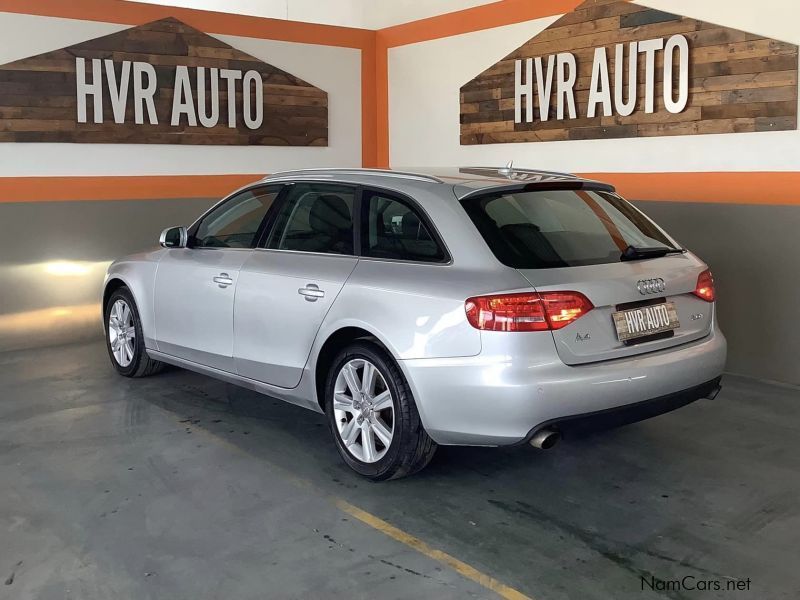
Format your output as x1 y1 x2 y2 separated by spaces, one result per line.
524 376 722 442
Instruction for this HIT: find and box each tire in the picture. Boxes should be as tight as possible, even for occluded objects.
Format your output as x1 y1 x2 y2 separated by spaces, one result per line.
324 342 436 481
104 286 164 378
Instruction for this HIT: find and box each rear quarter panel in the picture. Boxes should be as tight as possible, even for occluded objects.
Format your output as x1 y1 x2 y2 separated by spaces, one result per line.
318 259 533 360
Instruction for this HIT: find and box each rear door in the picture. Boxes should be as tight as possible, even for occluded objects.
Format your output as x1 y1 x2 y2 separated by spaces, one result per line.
461 185 713 365
234 182 358 387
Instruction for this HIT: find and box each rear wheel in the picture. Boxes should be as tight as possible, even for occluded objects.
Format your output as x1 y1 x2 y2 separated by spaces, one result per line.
104 286 164 378
325 342 436 480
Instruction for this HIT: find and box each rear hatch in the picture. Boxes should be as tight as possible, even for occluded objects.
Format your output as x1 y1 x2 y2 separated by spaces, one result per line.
459 181 714 365
518 257 712 365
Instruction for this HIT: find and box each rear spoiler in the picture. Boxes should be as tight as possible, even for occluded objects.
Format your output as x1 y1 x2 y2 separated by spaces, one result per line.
458 180 616 201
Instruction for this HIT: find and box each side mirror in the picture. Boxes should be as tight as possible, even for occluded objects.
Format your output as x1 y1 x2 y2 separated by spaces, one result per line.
159 226 187 248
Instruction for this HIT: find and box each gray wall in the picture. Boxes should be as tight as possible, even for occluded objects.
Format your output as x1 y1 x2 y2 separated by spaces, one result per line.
0 198 215 351
1 197 797 385
636 201 800 386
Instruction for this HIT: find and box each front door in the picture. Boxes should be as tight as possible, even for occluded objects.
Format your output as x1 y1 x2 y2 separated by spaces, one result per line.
154 185 283 371
234 182 358 388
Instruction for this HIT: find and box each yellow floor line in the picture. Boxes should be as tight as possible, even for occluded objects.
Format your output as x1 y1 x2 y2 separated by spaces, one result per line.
190 424 533 600
335 499 533 600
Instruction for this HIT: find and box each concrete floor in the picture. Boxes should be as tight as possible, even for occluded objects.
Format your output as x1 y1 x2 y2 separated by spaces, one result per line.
2 341 800 600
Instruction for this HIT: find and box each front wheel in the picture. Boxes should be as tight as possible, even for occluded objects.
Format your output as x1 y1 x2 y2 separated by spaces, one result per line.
104 286 164 378
325 342 436 481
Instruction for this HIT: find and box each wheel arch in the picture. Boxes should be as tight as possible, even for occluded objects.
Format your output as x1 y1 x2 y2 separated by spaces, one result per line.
313 325 399 412
102 277 130 314
101 259 159 347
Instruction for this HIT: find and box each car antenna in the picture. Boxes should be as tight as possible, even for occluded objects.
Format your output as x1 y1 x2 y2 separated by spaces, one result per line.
498 160 514 177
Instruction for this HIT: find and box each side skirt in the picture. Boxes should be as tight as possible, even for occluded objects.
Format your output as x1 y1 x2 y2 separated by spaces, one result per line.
146 349 322 413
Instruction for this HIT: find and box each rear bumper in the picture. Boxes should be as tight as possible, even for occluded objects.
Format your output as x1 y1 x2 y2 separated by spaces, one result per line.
523 376 722 443
399 325 727 446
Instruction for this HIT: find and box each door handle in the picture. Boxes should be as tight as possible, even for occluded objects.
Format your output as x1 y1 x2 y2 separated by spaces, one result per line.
298 283 325 302
213 272 234 288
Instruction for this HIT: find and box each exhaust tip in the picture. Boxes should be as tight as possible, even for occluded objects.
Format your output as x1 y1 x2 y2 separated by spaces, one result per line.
529 428 560 450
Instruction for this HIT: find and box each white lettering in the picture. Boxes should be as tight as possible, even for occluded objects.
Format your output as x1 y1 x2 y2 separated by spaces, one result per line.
73 59 275 131
556 52 577 120
242 70 263 130
104 59 131 124
494 35 694 134
197 67 220 128
220 69 243 128
534 55 555 122
587 47 612 118
638 38 664 113
664 34 689 113
133 62 158 125
76 57 103 124
614 42 637 117
514 58 534 123
171 65 197 127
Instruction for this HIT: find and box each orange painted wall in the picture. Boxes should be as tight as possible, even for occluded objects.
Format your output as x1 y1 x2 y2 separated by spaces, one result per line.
0 0 797 205
1 172 798 205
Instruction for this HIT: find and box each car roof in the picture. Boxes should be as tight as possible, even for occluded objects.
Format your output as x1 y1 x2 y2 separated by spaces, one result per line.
260 167 613 199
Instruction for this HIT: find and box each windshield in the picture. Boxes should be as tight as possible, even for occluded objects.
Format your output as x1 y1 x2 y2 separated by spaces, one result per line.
461 188 678 269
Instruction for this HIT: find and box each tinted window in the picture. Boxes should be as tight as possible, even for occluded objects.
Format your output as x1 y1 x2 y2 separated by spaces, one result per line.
191 186 281 248
361 191 446 263
266 183 355 255
462 188 676 268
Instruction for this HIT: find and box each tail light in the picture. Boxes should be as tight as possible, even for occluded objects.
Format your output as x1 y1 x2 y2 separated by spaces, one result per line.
465 291 593 332
693 269 715 302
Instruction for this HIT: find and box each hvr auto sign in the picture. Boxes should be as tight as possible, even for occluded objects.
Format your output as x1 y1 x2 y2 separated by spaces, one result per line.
75 58 265 129
0 16 328 145
514 35 689 123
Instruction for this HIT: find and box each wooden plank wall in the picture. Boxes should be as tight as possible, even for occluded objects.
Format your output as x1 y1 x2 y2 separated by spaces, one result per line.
0 17 328 145
460 0 798 144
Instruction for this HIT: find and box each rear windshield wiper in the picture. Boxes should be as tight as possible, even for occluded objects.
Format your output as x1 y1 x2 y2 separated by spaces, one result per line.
621 245 685 261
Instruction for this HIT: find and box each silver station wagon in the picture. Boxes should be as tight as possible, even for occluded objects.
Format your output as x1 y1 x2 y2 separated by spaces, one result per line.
103 167 726 480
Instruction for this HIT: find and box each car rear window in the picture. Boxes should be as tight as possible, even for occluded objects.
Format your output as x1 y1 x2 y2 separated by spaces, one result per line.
461 188 677 269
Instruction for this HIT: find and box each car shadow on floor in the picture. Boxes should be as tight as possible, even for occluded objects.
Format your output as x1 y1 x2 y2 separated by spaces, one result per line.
126 362 794 599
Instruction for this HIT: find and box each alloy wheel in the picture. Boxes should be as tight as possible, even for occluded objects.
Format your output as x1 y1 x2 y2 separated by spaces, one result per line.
333 358 395 463
108 299 136 367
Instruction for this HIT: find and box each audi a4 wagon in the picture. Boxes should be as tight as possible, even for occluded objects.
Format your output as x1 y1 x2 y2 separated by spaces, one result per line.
103 167 726 480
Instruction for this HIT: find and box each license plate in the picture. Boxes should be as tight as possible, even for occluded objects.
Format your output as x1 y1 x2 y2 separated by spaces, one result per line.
613 302 680 342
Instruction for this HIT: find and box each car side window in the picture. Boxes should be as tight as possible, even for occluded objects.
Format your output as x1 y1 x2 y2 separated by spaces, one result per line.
266 183 355 255
191 186 282 249
361 190 446 263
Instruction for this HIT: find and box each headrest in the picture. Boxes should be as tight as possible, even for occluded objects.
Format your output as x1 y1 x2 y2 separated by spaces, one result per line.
309 195 351 235
401 210 423 239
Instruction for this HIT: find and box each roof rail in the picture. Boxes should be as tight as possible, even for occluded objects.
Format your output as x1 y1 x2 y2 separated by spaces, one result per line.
264 168 445 184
